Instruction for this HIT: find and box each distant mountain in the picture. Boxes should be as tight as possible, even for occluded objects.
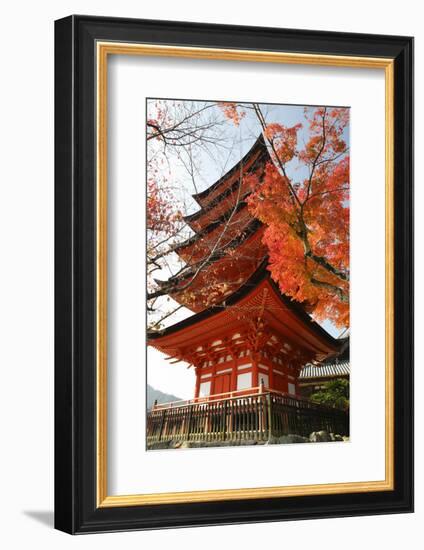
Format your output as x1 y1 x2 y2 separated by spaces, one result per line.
147 384 182 410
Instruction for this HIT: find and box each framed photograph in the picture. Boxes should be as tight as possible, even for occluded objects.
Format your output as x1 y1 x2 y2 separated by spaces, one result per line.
54 15 413 534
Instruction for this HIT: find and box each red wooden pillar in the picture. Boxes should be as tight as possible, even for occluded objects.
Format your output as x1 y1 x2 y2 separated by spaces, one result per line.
231 357 238 393
293 364 301 396
194 368 201 399
268 360 274 390
210 362 217 396
281 361 289 393
252 353 259 388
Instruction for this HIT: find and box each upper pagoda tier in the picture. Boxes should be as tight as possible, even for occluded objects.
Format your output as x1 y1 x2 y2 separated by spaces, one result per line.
155 135 272 313
191 135 269 208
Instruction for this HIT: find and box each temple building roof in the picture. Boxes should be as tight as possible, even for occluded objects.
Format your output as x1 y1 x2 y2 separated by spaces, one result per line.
299 337 350 381
300 361 350 380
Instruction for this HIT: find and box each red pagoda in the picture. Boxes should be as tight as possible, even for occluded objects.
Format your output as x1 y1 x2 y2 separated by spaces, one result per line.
147 136 347 447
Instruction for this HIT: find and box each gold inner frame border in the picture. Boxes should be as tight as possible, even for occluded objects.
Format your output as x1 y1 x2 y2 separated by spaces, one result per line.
96 41 394 507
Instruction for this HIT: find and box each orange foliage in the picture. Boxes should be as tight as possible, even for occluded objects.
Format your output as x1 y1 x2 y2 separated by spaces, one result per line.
147 178 181 233
247 107 350 328
217 102 246 126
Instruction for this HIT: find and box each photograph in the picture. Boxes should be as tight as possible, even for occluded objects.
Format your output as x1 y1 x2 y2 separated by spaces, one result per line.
146 99 350 450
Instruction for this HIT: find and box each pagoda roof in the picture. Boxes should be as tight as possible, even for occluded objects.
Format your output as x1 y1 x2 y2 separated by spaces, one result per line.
155 218 263 291
184 136 270 227
160 135 271 312
192 134 268 205
148 261 341 361
183 184 251 225
175 201 251 253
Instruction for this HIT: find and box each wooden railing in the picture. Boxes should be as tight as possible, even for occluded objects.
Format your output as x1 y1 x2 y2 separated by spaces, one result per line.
151 385 267 410
146 389 349 447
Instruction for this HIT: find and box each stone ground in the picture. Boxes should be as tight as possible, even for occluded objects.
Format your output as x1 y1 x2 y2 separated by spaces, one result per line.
147 430 349 450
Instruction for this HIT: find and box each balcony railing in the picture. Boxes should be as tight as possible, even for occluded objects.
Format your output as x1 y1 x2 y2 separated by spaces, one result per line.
146 387 349 448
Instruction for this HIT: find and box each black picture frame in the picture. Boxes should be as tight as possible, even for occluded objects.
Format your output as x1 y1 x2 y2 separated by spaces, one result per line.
55 15 414 534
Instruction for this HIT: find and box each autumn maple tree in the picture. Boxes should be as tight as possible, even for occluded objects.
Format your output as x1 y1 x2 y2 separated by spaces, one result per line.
220 103 350 328
146 99 235 328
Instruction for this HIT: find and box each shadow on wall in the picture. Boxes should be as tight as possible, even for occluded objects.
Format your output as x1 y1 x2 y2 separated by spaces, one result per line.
23 511 54 529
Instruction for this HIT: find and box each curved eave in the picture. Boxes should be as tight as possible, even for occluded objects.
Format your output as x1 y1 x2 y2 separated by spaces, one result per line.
148 260 342 353
183 182 250 225
192 134 267 204
174 201 252 255
184 142 271 226
154 219 263 289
